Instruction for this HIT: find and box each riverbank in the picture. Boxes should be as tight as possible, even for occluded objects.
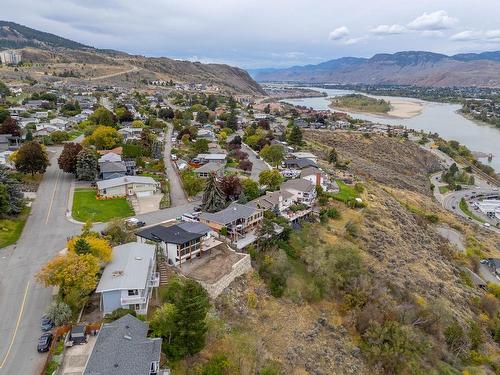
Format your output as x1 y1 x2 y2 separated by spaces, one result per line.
329 96 423 119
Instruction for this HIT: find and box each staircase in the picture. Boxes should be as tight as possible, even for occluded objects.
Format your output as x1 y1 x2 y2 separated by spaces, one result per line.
157 260 170 286
128 194 140 213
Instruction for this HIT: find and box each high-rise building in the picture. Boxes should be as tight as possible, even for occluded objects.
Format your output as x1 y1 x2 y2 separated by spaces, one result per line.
0 50 22 65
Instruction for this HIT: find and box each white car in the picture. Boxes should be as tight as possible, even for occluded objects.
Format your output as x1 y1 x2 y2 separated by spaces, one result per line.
483 223 491 228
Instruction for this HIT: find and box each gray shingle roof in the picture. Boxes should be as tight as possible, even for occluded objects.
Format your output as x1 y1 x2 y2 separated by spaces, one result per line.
281 178 315 193
96 243 155 293
199 203 261 225
100 161 127 173
84 314 162 375
283 158 317 169
136 223 205 245
194 162 223 174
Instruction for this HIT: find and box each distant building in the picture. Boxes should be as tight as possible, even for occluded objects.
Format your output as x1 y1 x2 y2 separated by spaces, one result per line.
0 50 22 65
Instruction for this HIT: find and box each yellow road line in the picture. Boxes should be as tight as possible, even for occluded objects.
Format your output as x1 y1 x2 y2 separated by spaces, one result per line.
45 170 61 224
0 281 30 369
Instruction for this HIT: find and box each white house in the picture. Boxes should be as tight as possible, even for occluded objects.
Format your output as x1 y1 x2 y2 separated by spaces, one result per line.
95 243 159 316
300 166 338 193
280 178 317 205
97 176 159 198
478 199 500 220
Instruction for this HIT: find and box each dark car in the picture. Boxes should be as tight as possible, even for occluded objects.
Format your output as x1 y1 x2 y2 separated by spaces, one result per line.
136 221 146 228
37 332 53 353
193 205 202 213
40 316 54 332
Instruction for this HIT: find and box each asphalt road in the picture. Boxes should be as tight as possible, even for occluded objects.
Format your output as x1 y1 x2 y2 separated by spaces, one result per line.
228 132 271 181
0 143 194 374
164 125 188 207
0 147 81 375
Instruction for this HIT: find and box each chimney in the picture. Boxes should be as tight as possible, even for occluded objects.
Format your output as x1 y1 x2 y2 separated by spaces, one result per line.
316 173 321 187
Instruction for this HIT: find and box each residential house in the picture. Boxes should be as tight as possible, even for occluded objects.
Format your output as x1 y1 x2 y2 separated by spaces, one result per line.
95 243 159 316
196 153 227 164
280 178 317 205
100 161 127 180
282 158 317 170
136 222 220 267
199 203 264 248
118 127 143 141
248 190 294 213
194 162 224 178
83 314 163 375
290 152 317 163
99 152 122 164
300 167 338 193
97 176 159 198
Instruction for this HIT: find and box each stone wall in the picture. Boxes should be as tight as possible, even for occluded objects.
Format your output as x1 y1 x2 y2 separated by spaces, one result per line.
200 253 252 298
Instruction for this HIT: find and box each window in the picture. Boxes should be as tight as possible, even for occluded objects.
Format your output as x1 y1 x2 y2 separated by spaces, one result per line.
128 289 138 296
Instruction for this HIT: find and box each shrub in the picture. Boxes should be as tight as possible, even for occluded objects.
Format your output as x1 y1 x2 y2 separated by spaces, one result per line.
104 308 136 322
344 220 359 238
46 301 72 326
444 321 469 356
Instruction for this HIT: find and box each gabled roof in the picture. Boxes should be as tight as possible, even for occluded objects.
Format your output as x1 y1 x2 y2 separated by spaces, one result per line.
197 153 227 160
199 203 262 225
300 166 321 178
84 314 161 375
281 178 315 193
283 158 317 169
100 161 127 173
96 243 155 293
136 223 207 245
97 176 157 190
195 162 224 174
99 152 122 163
249 190 294 210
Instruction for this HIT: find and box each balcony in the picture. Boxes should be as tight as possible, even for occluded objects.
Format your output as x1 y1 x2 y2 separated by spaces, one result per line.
149 272 160 288
121 293 147 305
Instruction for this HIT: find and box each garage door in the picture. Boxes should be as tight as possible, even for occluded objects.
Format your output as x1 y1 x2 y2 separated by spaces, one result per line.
136 191 153 197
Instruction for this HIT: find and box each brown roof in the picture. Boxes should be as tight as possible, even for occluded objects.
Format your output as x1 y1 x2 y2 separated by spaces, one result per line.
97 146 123 156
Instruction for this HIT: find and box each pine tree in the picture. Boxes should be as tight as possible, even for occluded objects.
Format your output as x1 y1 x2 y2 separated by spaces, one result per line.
167 279 210 359
201 172 225 213
74 238 91 255
0 166 24 215
288 125 303 146
76 149 98 181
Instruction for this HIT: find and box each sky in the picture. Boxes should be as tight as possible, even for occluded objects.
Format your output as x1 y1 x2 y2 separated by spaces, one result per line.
2 0 500 69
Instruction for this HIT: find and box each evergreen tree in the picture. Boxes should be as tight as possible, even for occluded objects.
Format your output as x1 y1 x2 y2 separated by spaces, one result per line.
202 172 226 213
167 279 210 359
0 167 24 215
288 125 303 146
76 149 98 181
25 129 33 141
328 148 338 165
74 238 92 255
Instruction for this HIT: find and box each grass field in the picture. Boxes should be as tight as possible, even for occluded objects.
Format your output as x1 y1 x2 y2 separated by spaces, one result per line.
332 180 359 203
72 188 133 222
0 207 31 249
438 185 450 194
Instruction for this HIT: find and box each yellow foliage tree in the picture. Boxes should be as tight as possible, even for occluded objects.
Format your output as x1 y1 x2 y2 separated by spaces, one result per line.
84 125 123 150
36 253 100 307
67 234 112 263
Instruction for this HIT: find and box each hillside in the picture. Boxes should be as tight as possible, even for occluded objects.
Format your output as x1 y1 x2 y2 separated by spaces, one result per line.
252 51 500 88
0 21 264 95
181 132 500 374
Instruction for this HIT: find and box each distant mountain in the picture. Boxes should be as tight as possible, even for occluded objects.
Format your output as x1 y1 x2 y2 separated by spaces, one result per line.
0 21 264 95
0 21 92 50
253 51 500 88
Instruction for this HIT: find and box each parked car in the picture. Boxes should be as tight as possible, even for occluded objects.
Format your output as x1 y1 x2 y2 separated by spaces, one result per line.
125 218 146 228
37 332 53 353
40 316 54 332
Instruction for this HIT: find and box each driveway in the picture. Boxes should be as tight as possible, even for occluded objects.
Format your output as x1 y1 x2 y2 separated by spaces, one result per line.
136 193 162 214
228 132 271 181
164 125 188 207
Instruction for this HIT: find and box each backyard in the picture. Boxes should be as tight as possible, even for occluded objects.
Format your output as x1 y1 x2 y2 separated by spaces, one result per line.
72 188 134 222
331 180 359 203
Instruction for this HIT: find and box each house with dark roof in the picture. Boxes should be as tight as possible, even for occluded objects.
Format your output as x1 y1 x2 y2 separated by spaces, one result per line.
199 203 264 245
83 314 163 375
100 161 127 180
136 222 220 267
282 158 317 170
194 161 224 178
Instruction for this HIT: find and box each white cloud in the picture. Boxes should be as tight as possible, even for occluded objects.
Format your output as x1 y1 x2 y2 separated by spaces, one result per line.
450 29 500 42
370 24 406 35
344 36 369 45
407 10 458 30
328 26 349 41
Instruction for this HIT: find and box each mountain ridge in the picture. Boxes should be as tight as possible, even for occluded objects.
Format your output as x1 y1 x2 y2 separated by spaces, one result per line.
251 50 500 88
0 21 264 95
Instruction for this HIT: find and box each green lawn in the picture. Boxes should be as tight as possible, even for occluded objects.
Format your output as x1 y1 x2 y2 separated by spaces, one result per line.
438 185 449 194
459 198 484 223
0 207 30 249
332 180 359 203
72 189 134 222
68 130 83 140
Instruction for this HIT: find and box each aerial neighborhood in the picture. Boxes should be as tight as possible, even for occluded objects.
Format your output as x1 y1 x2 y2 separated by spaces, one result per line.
1 13 500 375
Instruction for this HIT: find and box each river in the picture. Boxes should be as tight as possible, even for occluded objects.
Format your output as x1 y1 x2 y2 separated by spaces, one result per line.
282 88 500 172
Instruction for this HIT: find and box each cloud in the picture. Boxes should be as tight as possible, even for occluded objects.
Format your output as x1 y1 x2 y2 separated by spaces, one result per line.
328 26 349 41
370 24 406 35
451 29 500 42
407 10 458 30
343 36 369 45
